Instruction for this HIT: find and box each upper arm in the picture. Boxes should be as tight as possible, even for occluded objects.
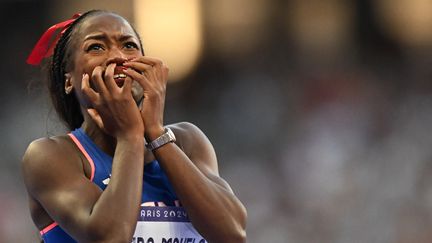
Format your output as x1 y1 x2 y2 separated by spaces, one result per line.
21 138 102 239
172 122 234 192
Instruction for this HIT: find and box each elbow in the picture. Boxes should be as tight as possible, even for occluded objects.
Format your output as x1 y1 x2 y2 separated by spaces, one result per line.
234 211 248 243
237 231 248 243
207 228 246 243
226 228 247 243
213 228 246 243
231 203 247 243
239 202 248 230
217 206 248 243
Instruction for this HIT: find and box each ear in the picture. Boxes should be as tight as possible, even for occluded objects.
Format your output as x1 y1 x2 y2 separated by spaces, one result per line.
64 73 73 94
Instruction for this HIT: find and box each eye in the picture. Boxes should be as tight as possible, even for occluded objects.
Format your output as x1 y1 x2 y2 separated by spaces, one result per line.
86 43 104 52
124 42 139 50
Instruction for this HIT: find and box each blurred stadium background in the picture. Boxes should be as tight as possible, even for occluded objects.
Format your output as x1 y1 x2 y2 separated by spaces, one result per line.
2 0 432 242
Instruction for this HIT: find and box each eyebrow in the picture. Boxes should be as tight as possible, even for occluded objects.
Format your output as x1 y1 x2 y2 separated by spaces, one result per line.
84 33 137 42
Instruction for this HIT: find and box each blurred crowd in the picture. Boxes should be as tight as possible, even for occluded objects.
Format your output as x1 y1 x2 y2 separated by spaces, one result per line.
2 0 432 242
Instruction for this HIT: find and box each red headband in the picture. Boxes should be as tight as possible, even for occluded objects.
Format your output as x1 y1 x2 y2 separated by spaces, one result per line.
27 13 81 65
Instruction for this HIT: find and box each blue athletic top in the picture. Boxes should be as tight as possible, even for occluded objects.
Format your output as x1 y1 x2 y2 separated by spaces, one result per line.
40 128 206 243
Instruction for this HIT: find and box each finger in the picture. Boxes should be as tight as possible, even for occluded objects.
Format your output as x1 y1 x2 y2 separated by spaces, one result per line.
121 76 133 94
161 64 169 82
123 62 158 83
104 63 118 92
123 61 154 75
130 56 165 80
129 56 163 67
123 68 152 90
87 108 105 130
81 73 99 104
91 66 109 94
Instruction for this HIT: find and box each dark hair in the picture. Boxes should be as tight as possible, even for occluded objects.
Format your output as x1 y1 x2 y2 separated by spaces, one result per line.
48 10 144 130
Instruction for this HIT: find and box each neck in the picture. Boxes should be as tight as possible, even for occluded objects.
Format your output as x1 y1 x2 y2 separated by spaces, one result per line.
81 119 117 157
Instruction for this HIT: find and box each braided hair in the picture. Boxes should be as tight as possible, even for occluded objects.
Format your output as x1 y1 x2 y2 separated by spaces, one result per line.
48 10 144 130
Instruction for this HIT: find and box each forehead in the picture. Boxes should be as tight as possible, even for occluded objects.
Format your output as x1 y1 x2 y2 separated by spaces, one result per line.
75 13 137 40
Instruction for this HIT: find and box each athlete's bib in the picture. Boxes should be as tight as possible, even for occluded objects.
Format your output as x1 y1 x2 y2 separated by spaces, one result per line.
132 206 207 243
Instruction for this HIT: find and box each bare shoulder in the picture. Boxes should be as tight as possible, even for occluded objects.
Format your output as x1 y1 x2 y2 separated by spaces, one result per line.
167 122 219 174
166 122 236 192
22 135 77 171
23 136 68 160
167 122 213 156
167 122 207 145
21 135 82 195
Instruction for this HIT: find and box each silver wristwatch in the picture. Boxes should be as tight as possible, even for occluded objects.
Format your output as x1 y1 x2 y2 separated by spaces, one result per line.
146 127 176 151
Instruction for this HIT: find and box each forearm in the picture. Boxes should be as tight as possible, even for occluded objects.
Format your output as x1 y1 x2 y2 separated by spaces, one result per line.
153 143 247 242
86 136 144 240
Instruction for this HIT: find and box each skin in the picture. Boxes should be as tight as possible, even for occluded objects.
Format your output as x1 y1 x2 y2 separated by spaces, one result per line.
22 13 247 243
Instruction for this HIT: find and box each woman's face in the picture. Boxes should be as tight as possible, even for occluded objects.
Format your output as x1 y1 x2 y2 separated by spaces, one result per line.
65 13 144 106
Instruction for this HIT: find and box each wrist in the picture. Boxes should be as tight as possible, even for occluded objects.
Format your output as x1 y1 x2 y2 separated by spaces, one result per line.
116 135 145 154
146 127 176 151
145 125 165 141
116 131 144 143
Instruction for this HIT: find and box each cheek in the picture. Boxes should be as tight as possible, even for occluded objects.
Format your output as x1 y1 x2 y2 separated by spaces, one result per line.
82 61 101 76
72 61 101 90
74 52 105 76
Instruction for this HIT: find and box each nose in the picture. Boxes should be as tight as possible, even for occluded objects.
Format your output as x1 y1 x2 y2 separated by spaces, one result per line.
106 56 127 66
105 47 131 66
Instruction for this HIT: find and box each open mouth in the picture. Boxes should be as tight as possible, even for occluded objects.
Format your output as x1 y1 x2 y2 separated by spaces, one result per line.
113 66 128 87
113 73 127 79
